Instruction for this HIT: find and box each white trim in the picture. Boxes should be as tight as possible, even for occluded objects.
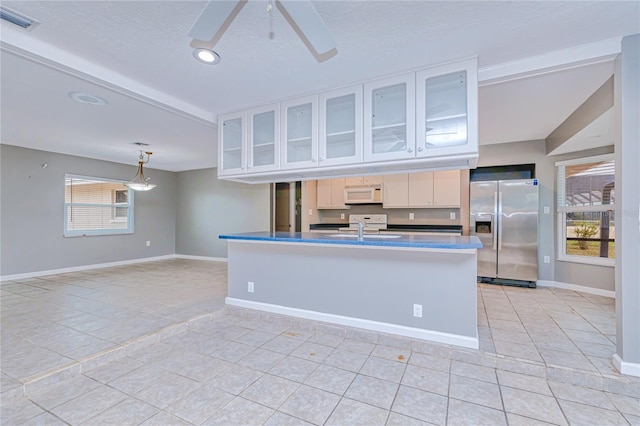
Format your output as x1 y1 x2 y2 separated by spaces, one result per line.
537 280 615 298
555 153 614 167
0 255 175 282
0 27 215 125
556 255 615 268
174 254 228 262
613 354 640 377
225 297 479 350
478 37 621 85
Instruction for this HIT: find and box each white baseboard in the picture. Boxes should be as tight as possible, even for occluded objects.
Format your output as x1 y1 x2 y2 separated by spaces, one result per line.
225 297 479 350
613 354 640 377
537 280 615 298
174 254 227 262
0 254 227 282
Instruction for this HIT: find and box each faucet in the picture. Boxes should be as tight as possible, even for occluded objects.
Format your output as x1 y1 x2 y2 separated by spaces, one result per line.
357 221 364 241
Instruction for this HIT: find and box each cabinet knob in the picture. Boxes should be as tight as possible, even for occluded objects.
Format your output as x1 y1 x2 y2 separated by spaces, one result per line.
417 147 423 152
407 148 413 153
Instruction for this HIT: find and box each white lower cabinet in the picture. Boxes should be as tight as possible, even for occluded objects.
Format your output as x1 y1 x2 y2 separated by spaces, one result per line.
317 178 348 209
383 170 461 208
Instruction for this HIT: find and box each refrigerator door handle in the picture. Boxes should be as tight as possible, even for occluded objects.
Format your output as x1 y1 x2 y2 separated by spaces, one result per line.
498 191 503 251
493 192 498 250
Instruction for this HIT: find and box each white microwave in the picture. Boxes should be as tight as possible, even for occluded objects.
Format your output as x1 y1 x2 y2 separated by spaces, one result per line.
344 186 382 204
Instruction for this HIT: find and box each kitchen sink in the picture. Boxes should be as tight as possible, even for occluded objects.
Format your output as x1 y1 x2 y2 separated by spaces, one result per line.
327 233 402 239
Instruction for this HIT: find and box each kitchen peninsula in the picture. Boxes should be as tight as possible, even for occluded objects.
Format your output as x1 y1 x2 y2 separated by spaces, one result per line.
220 232 482 349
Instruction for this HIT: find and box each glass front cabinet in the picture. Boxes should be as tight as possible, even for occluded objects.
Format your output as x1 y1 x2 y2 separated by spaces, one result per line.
281 95 318 170
318 85 363 167
218 111 246 176
363 73 416 162
416 57 478 158
248 104 279 173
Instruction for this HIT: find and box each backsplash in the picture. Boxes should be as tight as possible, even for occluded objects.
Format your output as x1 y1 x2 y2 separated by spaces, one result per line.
318 204 461 226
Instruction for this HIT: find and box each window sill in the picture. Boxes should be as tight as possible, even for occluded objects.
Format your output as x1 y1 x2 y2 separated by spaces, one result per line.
557 255 615 268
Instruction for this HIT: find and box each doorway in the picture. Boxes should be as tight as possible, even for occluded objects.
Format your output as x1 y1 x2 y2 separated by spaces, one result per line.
274 182 301 232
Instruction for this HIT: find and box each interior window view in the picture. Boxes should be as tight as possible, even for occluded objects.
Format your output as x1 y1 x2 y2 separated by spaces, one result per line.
1 2 639 426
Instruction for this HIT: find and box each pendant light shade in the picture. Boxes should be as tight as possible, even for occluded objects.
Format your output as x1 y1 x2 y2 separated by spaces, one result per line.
124 151 156 191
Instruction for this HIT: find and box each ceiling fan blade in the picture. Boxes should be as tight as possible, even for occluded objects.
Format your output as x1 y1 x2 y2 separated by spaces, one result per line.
188 0 247 49
276 0 337 62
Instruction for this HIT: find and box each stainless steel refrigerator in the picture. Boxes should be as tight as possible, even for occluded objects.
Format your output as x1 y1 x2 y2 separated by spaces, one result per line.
470 179 539 286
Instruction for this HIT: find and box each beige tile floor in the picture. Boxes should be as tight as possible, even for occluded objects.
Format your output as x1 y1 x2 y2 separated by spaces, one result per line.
1 259 639 425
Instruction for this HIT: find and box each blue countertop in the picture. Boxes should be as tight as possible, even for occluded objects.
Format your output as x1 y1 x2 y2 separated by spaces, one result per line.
219 232 482 250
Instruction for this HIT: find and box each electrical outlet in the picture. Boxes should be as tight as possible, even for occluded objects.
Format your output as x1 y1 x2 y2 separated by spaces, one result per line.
340 213 345 219
248 282 254 293
409 212 415 220
450 212 456 220
146 241 151 247
544 256 550 264
413 304 422 318
308 209 313 216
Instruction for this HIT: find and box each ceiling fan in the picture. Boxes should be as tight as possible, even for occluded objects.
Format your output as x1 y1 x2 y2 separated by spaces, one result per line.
188 0 337 63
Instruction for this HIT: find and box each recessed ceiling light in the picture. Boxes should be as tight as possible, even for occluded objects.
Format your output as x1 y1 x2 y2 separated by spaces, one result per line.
68 92 108 106
193 48 221 65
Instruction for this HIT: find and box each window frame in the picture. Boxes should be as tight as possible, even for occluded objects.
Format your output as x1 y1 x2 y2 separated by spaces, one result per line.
556 154 615 267
64 174 135 237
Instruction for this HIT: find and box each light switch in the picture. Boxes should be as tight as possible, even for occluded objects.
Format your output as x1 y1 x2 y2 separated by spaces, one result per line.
543 206 550 214
308 209 313 216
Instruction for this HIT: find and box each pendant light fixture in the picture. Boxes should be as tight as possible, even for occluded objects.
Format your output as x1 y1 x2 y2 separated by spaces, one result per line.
124 151 156 191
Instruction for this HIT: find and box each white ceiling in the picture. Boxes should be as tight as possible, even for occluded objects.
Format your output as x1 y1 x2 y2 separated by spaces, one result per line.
1 1 638 171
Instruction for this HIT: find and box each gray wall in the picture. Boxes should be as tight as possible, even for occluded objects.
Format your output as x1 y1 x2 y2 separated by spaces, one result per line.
175 168 270 258
1 144 177 276
478 139 615 291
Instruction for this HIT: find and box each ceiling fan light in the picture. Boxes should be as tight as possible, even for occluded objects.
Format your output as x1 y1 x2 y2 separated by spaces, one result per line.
193 48 220 64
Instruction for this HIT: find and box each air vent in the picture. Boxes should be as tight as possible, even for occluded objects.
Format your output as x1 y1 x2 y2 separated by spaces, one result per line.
0 7 39 31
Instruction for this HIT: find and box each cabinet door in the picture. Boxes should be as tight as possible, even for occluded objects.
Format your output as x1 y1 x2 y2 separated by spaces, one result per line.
317 179 332 208
281 95 318 170
382 174 409 208
317 178 346 208
364 73 416 162
218 111 246 176
416 57 478 158
319 85 363 167
248 104 279 173
344 177 364 186
408 172 434 207
330 178 346 207
363 175 383 185
433 170 461 206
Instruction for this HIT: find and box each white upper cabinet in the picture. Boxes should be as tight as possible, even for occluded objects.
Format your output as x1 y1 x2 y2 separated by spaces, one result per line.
318 85 363 167
364 73 416 162
218 111 246 176
248 104 279 173
281 95 318 170
416 58 478 158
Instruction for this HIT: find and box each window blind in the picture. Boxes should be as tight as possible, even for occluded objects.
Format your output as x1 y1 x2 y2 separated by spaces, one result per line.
64 174 134 236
